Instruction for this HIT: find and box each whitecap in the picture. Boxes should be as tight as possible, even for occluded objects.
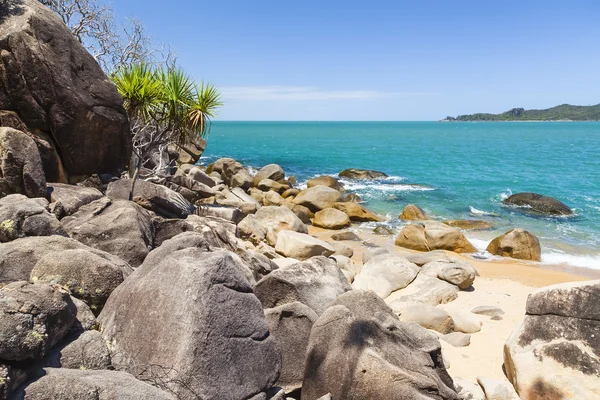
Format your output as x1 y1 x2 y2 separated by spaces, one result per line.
542 251 600 270
469 206 500 217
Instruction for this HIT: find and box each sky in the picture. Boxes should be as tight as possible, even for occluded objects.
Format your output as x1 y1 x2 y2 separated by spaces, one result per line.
112 0 600 121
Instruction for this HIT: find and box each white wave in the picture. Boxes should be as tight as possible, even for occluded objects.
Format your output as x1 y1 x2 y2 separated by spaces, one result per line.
465 237 491 253
469 206 499 217
342 182 434 193
542 251 600 270
500 188 512 200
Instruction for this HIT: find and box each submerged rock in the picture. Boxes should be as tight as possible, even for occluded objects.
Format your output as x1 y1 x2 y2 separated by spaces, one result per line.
338 168 388 180
503 192 573 215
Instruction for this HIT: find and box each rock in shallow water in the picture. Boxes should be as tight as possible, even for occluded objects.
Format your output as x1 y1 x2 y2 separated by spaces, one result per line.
486 228 541 261
503 192 573 215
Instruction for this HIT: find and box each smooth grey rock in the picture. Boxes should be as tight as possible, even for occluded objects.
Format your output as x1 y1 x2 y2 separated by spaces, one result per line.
47 183 103 217
274 231 335 261
0 194 66 242
503 192 572 215
0 128 46 198
441 332 471 347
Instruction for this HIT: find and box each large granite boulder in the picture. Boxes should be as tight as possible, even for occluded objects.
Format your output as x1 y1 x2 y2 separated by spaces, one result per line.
292 185 342 212
0 281 76 361
43 330 112 371
61 198 154 267
338 168 388 180
486 228 541 261
254 256 351 315
387 274 460 315
352 253 420 298
395 221 477 253
253 206 308 238
332 201 383 222
30 248 133 314
47 183 104 217
504 280 600 400
188 166 216 187
420 259 478 290
98 246 280 400
106 179 194 218
211 157 253 190
0 194 66 242
503 192 573 215
0 235 130 285
265 302 318 392
307 176 345 192
399 204 428 221
313 208 351 230
0 0 131 180
13 368 175 400
274 230 335 260
253 164 285 186
0 128 47 197
302 303 459 399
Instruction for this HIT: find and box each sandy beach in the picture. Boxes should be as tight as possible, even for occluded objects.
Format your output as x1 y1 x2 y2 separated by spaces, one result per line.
308 225 592 383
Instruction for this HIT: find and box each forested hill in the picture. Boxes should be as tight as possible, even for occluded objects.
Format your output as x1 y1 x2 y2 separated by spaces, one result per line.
442 104 600 121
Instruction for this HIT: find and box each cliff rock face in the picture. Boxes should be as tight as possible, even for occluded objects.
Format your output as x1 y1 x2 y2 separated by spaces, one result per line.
0 0 131 182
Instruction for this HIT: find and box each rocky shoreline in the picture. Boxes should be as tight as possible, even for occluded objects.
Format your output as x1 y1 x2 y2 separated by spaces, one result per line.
1 2 598 399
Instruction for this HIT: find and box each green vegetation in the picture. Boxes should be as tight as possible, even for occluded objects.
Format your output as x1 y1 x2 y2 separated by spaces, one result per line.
443 104 600 121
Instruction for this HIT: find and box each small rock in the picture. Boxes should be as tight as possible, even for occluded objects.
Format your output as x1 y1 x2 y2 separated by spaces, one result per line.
399 204 427 220
476 376 520 400
441 332 471 347
330 241 354 258
330 231 361 241
471 305 505 318
399 304 455 334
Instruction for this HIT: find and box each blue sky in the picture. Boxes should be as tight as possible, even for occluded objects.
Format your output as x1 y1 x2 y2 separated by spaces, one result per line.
112 0 600 121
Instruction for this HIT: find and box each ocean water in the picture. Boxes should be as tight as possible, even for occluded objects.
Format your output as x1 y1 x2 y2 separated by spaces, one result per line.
201 121 600 270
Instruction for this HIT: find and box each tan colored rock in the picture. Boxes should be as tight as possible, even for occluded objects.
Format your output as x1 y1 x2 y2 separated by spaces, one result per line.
420 259 478 290
445 309 481 333
281 188 300 199
253 164 285 186
274 231 335 260
257 179 289 194
307 176 344 192
477 377 520 400
444 219 492 230
396 222 476 253
399 204 427 221
332 202 383 222
292 185 342 212
330 242 353 258
399 304 455 334
486 228 541 261
262 190 286 207
313 208 351 230
338 168 388 180
253 206 308 238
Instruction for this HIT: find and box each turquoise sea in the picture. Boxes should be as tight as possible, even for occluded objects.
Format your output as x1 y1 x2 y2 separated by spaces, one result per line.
201 121 600 270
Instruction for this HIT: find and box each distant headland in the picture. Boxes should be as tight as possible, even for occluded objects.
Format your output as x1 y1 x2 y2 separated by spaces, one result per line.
442 103 600 121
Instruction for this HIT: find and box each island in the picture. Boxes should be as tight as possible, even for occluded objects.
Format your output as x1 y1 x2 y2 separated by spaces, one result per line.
442 103 600 121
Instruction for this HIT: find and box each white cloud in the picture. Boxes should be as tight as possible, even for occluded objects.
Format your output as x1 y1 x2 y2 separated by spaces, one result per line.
220 86 437 101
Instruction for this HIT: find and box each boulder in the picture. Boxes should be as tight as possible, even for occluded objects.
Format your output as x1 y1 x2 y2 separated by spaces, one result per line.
444 219 492 230
330 255 359 283
420 259 478 290
47 183 104 217
330 231 361 241
302 304 459 400
406 250 450 266
396 222 477 253
445 309 482 333
253 206 308 239
362 247 394 264
292 185 342 212
0 0 130 180
61 198 154 267
253 164 285 186
290 204 313 224
193 204 243 224
254 256 351 315
238 214 268 245
373 225 394 235
188 166 216 187
399 204 427 220
352 254 419 299
274 230 335 260
332 201 383 222
486 228 541 261
313 208 351 230
98 248 281 400
338 168 388 180
0 194 66 242
30 248 133 314
504 280 600 400
264 302 318 392
211 157 253 190
307 176 344 192
471 306 505 319
262 190 286 206
14 368 175 400
0 282 75 361
442 332 471 348
388 275 460 314
44 330 112 370
0 235 130 285
453 379 486 400
258 179 289 194
281 188 300 199
330 241 353 258
0 128 47 197
331 289 398 320
476 377 520 400
399 304 455 334
503 192 573 215
106 179 194 218
160 175 216 203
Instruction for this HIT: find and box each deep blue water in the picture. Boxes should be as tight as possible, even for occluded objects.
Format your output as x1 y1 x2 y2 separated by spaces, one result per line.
202 121 600 269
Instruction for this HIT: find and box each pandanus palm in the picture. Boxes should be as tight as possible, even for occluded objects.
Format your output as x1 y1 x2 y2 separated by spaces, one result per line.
111 63 222 196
